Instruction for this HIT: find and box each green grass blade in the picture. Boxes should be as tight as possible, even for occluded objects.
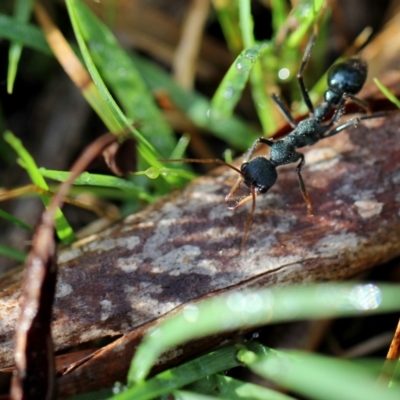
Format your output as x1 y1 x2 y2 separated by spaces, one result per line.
211 0 242 54
238 0 254 48
7 0 34 94
0 14 51 55
243 350 400 400
373 78 400 109
118 346 248 399
211 43 271 119
169 134 191 159
4 131 76 243
39 168 155 202
0 208 33 231
129 283 400 382
0 243 26 263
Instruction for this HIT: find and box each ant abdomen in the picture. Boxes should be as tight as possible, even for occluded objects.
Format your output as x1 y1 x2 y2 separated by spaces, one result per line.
325 58 367 104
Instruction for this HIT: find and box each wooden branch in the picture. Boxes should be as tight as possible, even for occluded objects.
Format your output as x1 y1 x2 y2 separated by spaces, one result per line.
1 114 400 397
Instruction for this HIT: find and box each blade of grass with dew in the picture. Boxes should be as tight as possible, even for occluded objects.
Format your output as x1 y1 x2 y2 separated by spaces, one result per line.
0 243 26 263
211 0 242 54
0 14 51 54
68 1 186 195
114 344 260 400
210 42 271 119
238 0 277 135
240 348 400 400
71 2 177 159
188 374 296 400
0 208 33 231
39 169 155 203
4 131 76 243
374 78 400 109
131 52 260 150
128 283 400 382
7 0 34 94
66 0 175 186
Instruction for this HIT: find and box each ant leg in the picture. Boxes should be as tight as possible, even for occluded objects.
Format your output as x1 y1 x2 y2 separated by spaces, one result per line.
271 93 297 128
240 185 257 252
324 111 390 138
227 192 254 210
243 137 274 163
347 95 371 114
326 94 349 128
297 33 317 116
296 153 313 216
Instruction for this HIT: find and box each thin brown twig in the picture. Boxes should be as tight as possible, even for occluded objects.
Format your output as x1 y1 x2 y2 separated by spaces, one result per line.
173 0 211 89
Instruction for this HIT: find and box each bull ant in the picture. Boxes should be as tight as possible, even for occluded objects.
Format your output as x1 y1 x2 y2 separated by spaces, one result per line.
163 34 389 250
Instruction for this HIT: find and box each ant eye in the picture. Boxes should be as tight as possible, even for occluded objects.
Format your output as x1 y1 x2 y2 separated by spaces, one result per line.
241 162 249 172
256 185 269 194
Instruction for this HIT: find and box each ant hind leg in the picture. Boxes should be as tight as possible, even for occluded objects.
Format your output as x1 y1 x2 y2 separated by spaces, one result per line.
296 154 313 216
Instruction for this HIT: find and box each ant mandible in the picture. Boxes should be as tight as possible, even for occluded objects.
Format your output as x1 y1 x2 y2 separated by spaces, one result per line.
164 34 388 249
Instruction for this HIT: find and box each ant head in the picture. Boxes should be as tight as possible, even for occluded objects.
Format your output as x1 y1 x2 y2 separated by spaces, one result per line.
241 157 278 194
326 58 367 104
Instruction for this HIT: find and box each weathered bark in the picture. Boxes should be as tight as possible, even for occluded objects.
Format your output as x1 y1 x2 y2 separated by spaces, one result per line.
1 113 400 397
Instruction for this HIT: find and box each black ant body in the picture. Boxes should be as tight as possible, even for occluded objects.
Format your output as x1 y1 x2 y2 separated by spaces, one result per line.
164 34 389 249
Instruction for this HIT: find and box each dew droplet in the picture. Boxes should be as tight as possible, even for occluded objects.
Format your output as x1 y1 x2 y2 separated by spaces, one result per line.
223 87 234 99
145 167 160 179
349 284 382 310
183 304 199 323
236 62 244 71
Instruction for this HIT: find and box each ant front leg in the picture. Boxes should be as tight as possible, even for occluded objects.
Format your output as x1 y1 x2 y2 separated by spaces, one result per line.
296 153 313 216
243 137 274 163
297 33 317 116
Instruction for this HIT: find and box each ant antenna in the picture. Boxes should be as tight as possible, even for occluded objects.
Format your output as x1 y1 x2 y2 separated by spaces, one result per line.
159 158 243 176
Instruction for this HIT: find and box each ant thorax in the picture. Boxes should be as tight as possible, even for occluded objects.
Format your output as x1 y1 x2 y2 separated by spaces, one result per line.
286 119 322 148
269 140 299 166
